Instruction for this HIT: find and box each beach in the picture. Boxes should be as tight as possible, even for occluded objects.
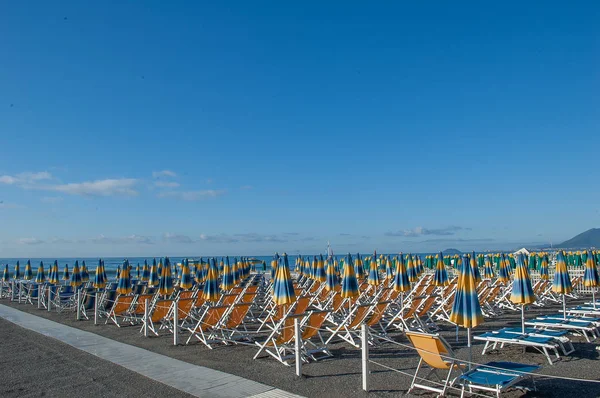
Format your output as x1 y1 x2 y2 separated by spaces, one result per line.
1 296 599 397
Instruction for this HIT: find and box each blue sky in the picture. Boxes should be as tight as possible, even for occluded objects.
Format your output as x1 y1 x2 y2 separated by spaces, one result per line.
1 1 599 257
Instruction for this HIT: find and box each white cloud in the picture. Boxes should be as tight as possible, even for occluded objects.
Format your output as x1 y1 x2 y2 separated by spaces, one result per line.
51 178 138 197
89 234 153 244
152 170 177 178
154 181 181 188
0 171 52 185
40 196 63 204
18 237 44 245
163 233 194 244
157 190 225 201
386 226 470 237
0 202 24 209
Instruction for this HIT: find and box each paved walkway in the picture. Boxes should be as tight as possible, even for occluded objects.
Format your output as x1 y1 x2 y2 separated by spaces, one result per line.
0 304 302 398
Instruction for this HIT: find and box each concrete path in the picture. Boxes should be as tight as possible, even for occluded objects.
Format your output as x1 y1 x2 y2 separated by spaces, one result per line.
0 304 303 398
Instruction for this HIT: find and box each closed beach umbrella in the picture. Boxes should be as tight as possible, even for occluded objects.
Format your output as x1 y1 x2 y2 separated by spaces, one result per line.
221 256 234 291
116 261 132 295
450 254 484 369
385 257 394 280
498 254 510 284
341 254 360 300
157 259 163 279
101 260 108 283
552 251 573 319
81 261 89 282
35 261 46 283
62 264 70 281
180 259 193 290
483 256 495 279
355 253 365 279
510 254 535 333
539 254 549 280
273 253 296 306
393 254 411 293
470 252 481 284
70 260 82 288
232 258 240 285
583 249 599 308
271 254 279 280
195 258 205 283
315 254 326 283
407 255 418 283
325 258 339 291
148 259 159 287
2 264 9 282
367 252 380 286
141 260 150 282
158 257 174 297
135 263 140 280
49 261 60 285
24 260 33 281
202 258 220 302
433 252 449 287
93 260 106 289
14 261 21 280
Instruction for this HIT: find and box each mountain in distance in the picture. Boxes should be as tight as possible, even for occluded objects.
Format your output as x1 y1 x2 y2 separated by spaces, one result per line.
555 228 600 249
442 248 462 255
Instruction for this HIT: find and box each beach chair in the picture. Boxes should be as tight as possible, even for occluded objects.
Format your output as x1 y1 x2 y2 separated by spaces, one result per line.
141 299 173 336
218 302 254 344
497 327 574 355
253 314 303 365
185 305 229 348
406 331 540 397
105 295 136 326
474 331 562 364
525 317 599 342
325 303 374 347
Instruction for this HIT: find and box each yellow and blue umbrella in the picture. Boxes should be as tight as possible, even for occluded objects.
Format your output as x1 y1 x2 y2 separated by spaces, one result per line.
135 263 140 280
355 253 365 279
583 249 599 308
407 254 418 283
273 253 296 306
393 254 411 293
148 259 159 287
341 254 360 299
221 256 234 291
49 261 60 285
497 253 510 284
35 261 45 283
101 260 108 283
433 252 449 287
470 252 481 284
539 254 549 280
157 259 163 280
315 254 326 283
62 264 70 281
483 256 495 279
367 251 380 286
70 260 82 288
141 260 150 282
232 258 240 285
2 264 9 282
384 256 394 281
179 259 193 290
13 261 21 280
93 259 106 289
158 257 174 297
325 258 339 291
552 251 573 319
195 258 205 283
24 260 33 281
510 254 535 332
271 254 279 280
116 261 132 295
450 254 484 369
203 258 220 302
81 261 89 282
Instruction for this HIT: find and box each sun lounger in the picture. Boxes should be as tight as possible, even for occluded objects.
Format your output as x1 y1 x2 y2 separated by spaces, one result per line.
474 331 562 364
525 318 599 342
497 327 574 355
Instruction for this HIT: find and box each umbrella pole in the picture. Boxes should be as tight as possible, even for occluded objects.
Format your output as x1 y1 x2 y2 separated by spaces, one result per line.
562 294 566 320
521 304 525 334
467 327 472 371
593 288 596 310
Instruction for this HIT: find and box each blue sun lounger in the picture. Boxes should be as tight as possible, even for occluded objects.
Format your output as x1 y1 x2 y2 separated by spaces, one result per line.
458 361 540 398
525 317 599 342
497 327 574 355
474 331 561 364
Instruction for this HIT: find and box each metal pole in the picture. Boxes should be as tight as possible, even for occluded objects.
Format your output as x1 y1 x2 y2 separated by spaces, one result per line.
294 317 302 377
467 327 472 370
18 282 22 304
143 298 149 337
76 290 82 320
37 285 41 309
173 300 179 346
48 286 52 312
361 323 369 392
521 305 525 333
94 291 98 325
10 281 15 301
563 294 566 320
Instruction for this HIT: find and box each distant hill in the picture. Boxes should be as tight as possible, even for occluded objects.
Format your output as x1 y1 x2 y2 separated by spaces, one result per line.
556 228 600 249
442 248 462 255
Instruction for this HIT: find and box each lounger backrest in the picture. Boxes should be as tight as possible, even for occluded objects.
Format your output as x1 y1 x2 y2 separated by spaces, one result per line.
367 302 389 326
231 287 243 295
202 305 228 330
348 305 373 329
416 296 437 317
225 303 252 329
246 286 258 294
151 300 173 322
134 294 154 314
332 294 344 312
294 288 304 297
274 317 296 345
406 332 452 370
302 311 329 339
177 298 195 315
241 292 257 304
294 296 311 315
179 290 194 299
113 295 134 314
221 294 237 306
404 296 424 318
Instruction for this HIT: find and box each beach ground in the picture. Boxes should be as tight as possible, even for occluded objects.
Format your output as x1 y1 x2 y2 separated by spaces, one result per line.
1 298 600 397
